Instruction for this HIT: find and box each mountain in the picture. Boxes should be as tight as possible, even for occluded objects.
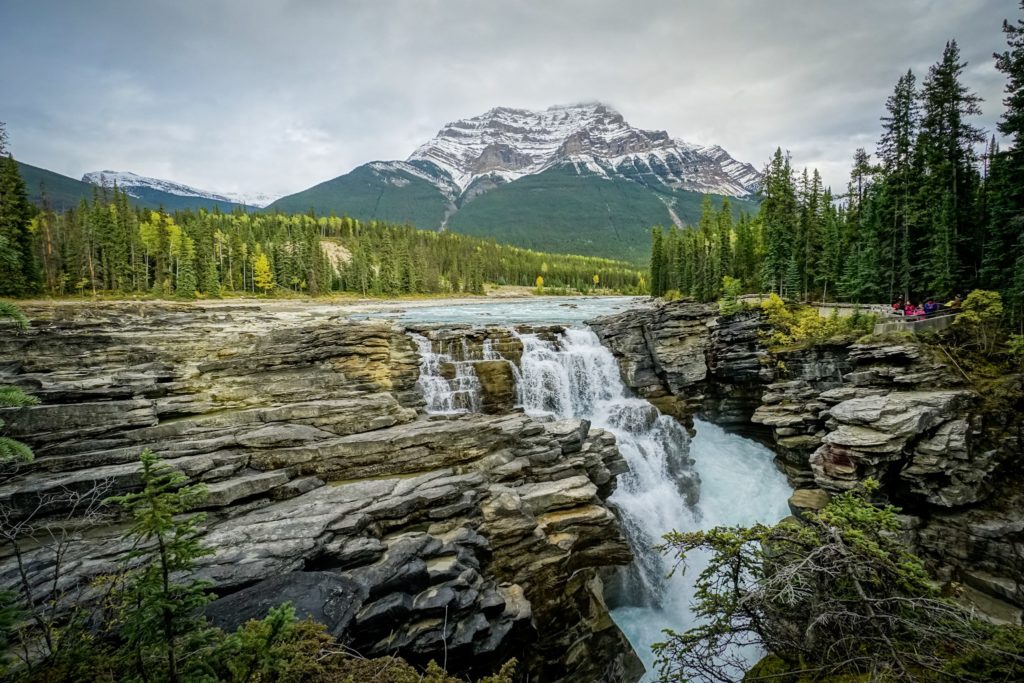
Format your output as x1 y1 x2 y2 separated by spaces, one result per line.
268 103 762 262
82 170 280 211
16 161 100 211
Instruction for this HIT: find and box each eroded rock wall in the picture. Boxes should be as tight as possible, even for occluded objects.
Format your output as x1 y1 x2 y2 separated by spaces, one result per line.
0 303 642 682
591 299 1024 624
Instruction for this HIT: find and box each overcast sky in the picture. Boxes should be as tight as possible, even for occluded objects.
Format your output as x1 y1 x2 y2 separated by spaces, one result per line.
1 0 1018 196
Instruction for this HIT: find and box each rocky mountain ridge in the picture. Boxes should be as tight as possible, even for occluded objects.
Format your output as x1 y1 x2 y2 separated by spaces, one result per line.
267 103 762 261
83 170 280 208
404 103 761 199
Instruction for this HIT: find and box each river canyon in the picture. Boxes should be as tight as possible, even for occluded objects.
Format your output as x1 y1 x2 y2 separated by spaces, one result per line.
1 297 1021 682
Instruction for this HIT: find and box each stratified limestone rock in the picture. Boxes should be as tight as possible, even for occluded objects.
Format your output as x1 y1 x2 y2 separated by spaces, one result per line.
589 299 1024 623
787 488 830 518
473 359 517 413
0 303 641 683
590 300 715 420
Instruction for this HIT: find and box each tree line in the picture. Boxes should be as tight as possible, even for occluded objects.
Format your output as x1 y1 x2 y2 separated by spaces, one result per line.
0 143 644 299
650 14 1024 326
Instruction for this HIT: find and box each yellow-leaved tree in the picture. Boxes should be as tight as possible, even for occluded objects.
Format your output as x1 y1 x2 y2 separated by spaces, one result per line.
253 251 275 295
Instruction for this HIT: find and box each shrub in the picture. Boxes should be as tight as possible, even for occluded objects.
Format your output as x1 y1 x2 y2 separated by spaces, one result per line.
954 289 1005 353
717 276 742 316
759 294 876 348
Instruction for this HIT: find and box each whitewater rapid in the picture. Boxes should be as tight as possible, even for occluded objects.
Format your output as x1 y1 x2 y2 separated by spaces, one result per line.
413 324 792 680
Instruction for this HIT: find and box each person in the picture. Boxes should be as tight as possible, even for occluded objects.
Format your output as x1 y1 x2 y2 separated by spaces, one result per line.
923 299 938 315
949 293 963 309
914 303 925 317
893 298 904 315
904 301 916 318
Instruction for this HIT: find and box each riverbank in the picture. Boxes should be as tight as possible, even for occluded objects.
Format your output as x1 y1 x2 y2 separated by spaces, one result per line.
3 287 641 315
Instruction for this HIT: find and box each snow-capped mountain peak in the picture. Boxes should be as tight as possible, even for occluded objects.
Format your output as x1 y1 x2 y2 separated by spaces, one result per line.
82 170 281 208
405 102 760 197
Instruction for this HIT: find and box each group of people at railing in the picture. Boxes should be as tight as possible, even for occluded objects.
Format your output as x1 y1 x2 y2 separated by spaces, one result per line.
891 294 962 320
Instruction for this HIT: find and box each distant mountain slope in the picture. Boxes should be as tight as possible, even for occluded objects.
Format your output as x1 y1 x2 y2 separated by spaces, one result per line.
268 103 762 261
82 170 276 212
447 164 758 262
16 161 98 211
267 161 451 225
14 162 277 213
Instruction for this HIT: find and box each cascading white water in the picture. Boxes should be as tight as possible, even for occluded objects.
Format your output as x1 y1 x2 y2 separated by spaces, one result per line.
514 328 793 680
412 323 792 680
410 333 483 414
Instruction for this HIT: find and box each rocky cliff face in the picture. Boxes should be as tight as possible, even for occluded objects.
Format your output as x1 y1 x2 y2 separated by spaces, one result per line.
591 300 1024 625
0 303 642 682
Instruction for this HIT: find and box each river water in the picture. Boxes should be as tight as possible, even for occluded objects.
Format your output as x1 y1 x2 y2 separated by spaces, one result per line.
395 298 792 680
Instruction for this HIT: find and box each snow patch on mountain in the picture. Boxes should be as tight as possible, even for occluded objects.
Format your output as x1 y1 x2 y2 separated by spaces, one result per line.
405 103 761 198
82 170 281 208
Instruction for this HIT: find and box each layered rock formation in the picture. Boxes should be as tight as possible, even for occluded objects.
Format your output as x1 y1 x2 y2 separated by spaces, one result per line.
0 303 642 682
591 299 1024 625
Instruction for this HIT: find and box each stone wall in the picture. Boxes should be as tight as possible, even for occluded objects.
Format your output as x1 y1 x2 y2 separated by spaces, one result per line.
0 303 643 682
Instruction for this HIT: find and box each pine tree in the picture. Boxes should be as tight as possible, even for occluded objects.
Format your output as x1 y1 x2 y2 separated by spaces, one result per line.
717 197 733 283
877 70 921 301
917 40 985 297
0 137 39 296
108 450 212 683
760 149 798 294
650 226 666 297
733 212 758 289
175 236 197 298
993 2 1024 322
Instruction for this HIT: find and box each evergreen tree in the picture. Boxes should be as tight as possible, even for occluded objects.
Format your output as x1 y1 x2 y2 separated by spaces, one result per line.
107 451 213 683
759 148 798 294
650 226 666 297
175 236 198 298
0 133 39 296
993 2 1024 322
877 70 921 301
917 40 985 296
717 197 733 283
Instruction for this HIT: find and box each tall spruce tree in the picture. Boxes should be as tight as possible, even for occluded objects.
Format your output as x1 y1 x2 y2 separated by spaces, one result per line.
877 70 921 301
993 2 1024 321
650 226 666 297
0 123 39 296
108 451 212 683
760 148 798 294
917 40 985 296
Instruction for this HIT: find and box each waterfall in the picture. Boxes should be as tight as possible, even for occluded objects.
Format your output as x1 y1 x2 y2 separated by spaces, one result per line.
412 324 792 679
515 328 792 679
410 333 483 414
515 328 701 605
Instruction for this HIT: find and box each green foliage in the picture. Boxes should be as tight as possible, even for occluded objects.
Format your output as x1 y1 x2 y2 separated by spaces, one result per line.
649 197 759 302
759 293 876 348
717 275 742 316
1008 333 1024 366
642 18 1024 322
10 190 645 298
0 152 40 296
654 480 1024 682
954 289 1005 353
105 450 213 683
0 589 20 670
0 302 37 464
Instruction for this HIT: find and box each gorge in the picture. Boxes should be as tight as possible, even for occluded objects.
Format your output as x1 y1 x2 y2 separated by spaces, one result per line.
1 297 1021 682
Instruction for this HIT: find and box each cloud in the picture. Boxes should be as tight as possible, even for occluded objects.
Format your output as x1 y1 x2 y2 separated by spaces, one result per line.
1 0 1018 194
